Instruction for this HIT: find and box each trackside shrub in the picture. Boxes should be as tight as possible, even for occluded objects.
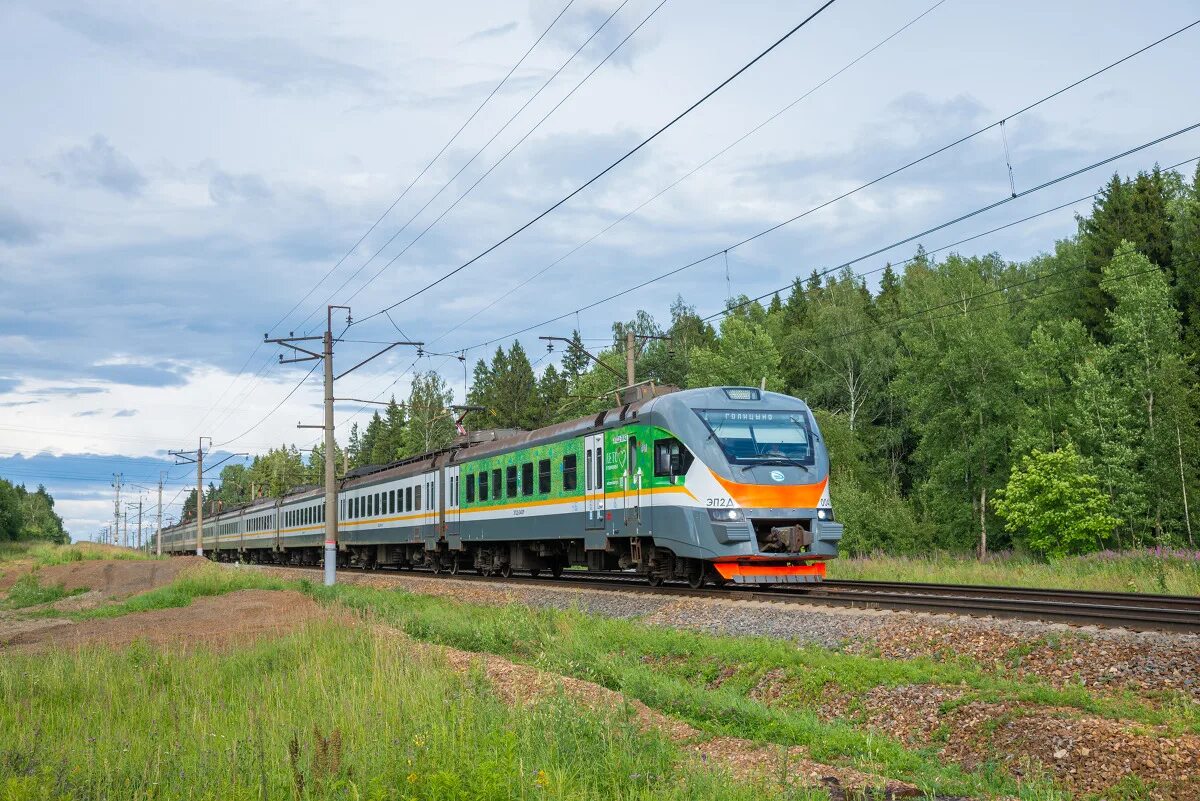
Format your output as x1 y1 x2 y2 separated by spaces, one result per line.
992 445 1119 558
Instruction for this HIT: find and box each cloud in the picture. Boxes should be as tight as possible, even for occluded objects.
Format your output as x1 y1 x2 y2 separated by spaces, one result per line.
73 409 102 417
89 362 190 388
33 386 108 397
0 378 20 394
208 170 273 205
463 21 518 43
112 409 137 417
48 135 147 197
45 6 382 95
0 206 40 244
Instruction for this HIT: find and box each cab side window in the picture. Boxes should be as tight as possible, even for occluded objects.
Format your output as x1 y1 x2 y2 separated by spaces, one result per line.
653 438 694 477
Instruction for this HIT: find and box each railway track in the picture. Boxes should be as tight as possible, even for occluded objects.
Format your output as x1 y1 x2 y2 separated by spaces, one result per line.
250 562 1200 634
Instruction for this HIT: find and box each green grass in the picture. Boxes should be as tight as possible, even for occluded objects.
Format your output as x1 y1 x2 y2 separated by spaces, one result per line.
0 623 800 801
0 572 85 609
55 564 290 620
826 549 1200 595
11 564 1198 799
0 540 152 567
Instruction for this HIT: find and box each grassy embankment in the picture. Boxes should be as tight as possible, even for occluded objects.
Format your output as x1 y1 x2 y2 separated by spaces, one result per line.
826 548 1200 595
2 620 786 801
0 541 152 610
8 562 1198 798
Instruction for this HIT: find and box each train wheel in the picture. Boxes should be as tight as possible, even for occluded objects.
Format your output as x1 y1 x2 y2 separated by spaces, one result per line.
450 559 461 576
550 561 564 579
686 563 706 589
432 559 443 575
647 572 665 587
529 568 540 578
500 563 513 579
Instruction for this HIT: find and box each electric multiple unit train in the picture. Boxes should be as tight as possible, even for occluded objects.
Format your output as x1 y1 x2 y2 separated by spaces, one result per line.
160 386 842 585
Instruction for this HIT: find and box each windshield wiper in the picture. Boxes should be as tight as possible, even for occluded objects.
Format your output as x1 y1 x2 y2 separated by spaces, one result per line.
743 452 810 469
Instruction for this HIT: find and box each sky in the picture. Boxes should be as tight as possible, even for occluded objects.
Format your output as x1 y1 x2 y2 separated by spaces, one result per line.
1 0 1199 540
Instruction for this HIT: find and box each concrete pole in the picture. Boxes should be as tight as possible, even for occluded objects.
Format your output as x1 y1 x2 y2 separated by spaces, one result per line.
156 472 164 557
112 473 122 549
323 306 338 587
625 329 635 387
136 498 143 551
121 511 127 548
196 438 205 557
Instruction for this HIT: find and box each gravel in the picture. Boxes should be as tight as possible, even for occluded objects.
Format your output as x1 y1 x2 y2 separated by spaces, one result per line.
248 567 1200 698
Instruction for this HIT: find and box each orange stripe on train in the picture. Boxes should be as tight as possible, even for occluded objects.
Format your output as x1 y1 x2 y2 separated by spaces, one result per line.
709 472 827 509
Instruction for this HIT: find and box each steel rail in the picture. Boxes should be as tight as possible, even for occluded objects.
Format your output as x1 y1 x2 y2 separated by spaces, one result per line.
242 563 1200 634
816 580 1200 612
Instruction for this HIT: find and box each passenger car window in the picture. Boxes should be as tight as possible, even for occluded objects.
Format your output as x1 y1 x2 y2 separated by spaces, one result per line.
538 459 551 494
522 462 534 497
563 454 577 491
506 466 518 498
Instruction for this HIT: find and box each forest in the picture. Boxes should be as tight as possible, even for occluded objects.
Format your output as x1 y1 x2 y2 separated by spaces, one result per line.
197 164 1200 559
0 479 69 543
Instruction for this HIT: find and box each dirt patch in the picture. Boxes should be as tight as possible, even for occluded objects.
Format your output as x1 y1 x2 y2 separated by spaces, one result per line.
854 619 1200 702
811 683 1200 800
820 684 966 744
943 701 1200 800
376 627 923 798
46 557 206 598
3 589 326 652
0 563 40 593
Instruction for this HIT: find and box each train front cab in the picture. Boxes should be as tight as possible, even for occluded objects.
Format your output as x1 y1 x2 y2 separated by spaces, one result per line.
643 386 843 585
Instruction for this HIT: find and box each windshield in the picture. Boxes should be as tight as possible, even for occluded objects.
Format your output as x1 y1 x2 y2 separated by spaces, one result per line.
694 409 814 466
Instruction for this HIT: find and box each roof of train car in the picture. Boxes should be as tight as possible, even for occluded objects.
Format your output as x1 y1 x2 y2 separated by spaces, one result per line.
165 386 792 528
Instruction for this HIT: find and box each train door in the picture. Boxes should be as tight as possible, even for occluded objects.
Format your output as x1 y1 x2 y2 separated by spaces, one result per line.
584 433 605 530
624 435 641 527
445 465 460 530
424 473 437 531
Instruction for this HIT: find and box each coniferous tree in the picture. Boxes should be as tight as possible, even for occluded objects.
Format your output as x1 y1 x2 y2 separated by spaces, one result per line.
1077 170 1176 335
561 330 589 379
1172 163 1200 367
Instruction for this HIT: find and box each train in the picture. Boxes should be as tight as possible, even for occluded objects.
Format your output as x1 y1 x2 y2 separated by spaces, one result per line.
160 385 842 585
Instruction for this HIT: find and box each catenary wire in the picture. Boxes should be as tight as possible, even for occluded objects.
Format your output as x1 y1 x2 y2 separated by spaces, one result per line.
441 118 1200 352
420 17 1200 351
339 0 667 310
276 0 578 334
182 3 577 446
424 0 951 348
300 0 636 325
354 0 842 324
699 154 1200 324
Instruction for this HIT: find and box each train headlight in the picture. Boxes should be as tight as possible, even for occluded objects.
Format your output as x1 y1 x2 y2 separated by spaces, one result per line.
816 508 834 521
708 508 744 522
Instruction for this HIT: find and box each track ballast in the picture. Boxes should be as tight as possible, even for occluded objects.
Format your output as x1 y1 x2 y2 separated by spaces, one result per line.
253 563 1200 634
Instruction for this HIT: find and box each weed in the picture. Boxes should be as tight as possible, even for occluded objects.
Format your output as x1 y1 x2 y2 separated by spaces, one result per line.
826 549 1200 595
1 572 84 609
0 623 793 801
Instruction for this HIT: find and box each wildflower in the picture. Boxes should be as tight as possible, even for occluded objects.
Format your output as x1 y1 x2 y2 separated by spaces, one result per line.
534 770 549 788
407 772 418 784
412 736 425 748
